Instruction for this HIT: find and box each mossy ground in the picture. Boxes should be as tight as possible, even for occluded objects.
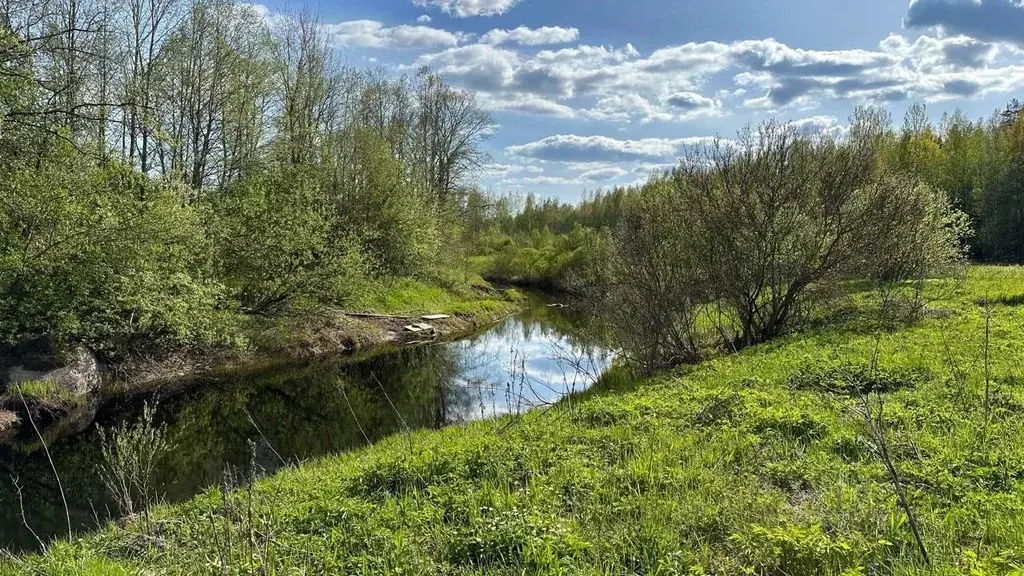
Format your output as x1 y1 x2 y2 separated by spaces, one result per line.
5 267 1024 575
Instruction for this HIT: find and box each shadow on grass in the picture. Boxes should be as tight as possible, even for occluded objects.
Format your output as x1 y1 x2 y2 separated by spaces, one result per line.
976 293 1024 307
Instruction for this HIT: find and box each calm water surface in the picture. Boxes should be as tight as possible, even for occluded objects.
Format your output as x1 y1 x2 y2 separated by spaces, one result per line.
0 298 612 552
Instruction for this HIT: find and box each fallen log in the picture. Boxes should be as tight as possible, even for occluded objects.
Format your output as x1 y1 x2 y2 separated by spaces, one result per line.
346 312 413 320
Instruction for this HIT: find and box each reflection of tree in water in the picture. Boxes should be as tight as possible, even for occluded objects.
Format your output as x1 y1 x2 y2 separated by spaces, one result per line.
1 424 111 551
345 344 466 432
0 303 613 552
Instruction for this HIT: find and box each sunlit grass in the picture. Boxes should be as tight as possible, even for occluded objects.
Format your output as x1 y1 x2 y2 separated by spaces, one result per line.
349 277 520 317
6 379 80 410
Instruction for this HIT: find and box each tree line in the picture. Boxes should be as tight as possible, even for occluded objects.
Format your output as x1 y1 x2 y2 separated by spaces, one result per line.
1 0 493 358
3 0 1020 367
472 102 1024 371
474 100 1024 268
893 101 1024 262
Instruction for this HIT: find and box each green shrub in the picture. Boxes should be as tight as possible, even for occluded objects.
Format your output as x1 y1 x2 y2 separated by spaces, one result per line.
332 129 441 280
482 225 607 292
211 164 365 315
605 119 970 369
0 154 228 356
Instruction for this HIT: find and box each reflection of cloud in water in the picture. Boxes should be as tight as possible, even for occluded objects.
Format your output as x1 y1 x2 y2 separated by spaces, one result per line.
441 312 614 423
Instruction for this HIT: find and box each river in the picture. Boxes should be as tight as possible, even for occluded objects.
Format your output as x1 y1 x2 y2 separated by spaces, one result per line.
0 297 613 552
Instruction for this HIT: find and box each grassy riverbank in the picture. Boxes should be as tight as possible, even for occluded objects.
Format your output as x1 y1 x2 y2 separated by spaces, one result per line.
0 278 522 449
96 278 523 399
5 267 1024 574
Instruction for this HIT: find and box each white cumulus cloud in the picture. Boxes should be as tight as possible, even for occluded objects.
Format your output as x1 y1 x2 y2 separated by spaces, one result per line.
414 0 520 18
508 134 719 163
789 115 850 138
325 20 463 49
481 26 580 46
578 166 629 182
413 30 1024 120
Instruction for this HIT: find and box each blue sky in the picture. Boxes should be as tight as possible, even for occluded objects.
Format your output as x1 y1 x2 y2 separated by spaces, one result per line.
253 0 1024 201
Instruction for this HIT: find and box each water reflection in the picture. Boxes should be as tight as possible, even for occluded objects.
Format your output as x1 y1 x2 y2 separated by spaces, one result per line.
0 298 612 552
451 319 610 421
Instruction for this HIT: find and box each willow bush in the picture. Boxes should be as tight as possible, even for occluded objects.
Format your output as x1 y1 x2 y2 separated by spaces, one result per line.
607 119 969 371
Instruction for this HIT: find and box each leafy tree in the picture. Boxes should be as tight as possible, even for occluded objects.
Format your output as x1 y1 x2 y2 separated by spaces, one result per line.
671 122 888 346
894 104 944 188
604 119 969 365
938 110 983 215
333 128 439 279
0 151 223 356
1000 98 1022 128
976 113 1024 262
606 180 704 372
211 164 362 316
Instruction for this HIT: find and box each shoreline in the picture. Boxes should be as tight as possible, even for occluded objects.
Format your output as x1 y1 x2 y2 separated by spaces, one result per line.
0 291 523 450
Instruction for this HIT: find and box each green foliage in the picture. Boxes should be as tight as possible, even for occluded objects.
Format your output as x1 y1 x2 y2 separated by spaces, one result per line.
334 129 440 279
469 99 1024 306
975 113 1024 262
445 506 586 570
211 163 364 315
601 120 969 368
465 187 625 292
730 523 877 575
509 188 630 236
348 277 510 315
479 225 608 292
8 267 1024 575
607 178 704 371
0 153 228 357
10 380 80 409
98 402 174 518
883 102 1024 264
860 176 972 314
1 5 495 359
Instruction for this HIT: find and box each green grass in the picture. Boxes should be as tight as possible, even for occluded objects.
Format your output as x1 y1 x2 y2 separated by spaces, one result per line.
5 379 80 410
6 266 1024 575
349 277 521 316
237 276 522 358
